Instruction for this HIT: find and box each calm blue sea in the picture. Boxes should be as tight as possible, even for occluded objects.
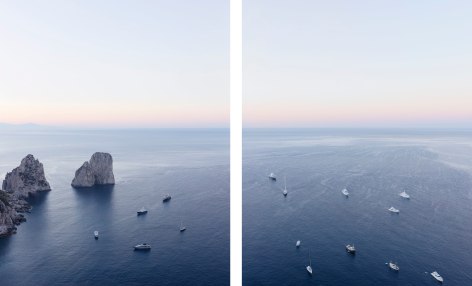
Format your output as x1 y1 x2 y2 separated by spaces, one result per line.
243 129 472 286
0 128 229 286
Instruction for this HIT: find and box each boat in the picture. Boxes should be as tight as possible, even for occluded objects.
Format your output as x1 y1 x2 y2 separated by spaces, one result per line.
388 261 399 271
342 188 349 196
399 191 410 199
346 244 356 254
431 271 443 283
137 207 148 215
94 230 99 239
134 243 151 250
296 240 301 247
306 250 313 275
283 176 288 196
180 218 186 232
163 194 171 202
268 172 276 181
388 206 400 213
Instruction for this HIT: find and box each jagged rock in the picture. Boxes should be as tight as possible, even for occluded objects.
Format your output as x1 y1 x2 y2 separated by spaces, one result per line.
71 152 115 188
0 155 48 237
2 154 51 198
0 190 30 237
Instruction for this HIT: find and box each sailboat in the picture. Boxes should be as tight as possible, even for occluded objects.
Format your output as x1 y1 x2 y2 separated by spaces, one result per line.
306 250 313 275
180 218 186 232
268 172 276 181
94 230 99 239
283 176 288 196
296 240 301 247
342 188 349 197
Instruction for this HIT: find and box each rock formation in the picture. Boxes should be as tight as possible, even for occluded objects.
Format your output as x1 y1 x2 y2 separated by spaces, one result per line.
2 154 51 198
0 190 28 236
1 154 49 236
71 152 115 188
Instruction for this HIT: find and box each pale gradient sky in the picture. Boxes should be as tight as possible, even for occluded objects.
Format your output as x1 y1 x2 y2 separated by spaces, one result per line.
244 0 472 128
0 1 228 128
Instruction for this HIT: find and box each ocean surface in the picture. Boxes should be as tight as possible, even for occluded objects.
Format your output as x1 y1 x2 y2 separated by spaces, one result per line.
243 129 472 286
0 128 229 286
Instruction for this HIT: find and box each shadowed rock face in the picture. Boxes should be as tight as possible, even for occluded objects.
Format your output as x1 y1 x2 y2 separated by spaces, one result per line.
2 154 51 198
0 190 28 236
1 154 49 236
71 152 115 188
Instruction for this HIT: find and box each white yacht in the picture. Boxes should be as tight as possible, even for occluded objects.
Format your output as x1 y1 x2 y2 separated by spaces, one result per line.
399 191 410 199
268 173 276 181
137 207 148 215
306 250 313 275
342 188 349 196
283 176 288 196
388 206 400 213
346 244 356 254
296 240 301 247
431 271 443 283
388 261 399 271
94 230 99 239
134 243 151 250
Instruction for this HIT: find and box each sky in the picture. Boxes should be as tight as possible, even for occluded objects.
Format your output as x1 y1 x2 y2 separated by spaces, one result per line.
0 0 228 128
243 0 472 128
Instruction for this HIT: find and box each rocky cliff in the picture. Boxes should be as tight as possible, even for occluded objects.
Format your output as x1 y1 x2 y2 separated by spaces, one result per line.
0 190 29 236
1 154 50 236
71 152 115 188
2 154 51 198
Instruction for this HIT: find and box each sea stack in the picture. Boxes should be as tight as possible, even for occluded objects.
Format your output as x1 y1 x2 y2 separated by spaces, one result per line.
1 154 50 236
71 152 115 188
2 154 51 198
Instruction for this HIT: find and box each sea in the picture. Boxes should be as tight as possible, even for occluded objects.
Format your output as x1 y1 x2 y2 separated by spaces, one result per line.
0 128 229 286
243 129 472 286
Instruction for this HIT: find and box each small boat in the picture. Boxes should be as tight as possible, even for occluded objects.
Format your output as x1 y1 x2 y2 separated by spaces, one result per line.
296 240 301 247
306 250 313 275
268 172 276 181
342 188 349 196
399 191 410 199
388 261 399 271
180 218 186 232
137 207 148 215
346 244 356 254
388 207 400 213
94 230 99 239
134 243 151 250
431 271 443 283
163 194 171 202
283 176 288 196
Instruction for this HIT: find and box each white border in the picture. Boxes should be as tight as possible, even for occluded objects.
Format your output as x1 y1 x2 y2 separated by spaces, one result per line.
230 0 242 285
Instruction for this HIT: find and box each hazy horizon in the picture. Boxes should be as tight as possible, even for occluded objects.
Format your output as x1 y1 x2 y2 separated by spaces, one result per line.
0 1 229 128
244 1 472 128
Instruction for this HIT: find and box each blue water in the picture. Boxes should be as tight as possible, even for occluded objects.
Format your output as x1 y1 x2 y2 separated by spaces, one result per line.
243 129 472 286
0 129 229 286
